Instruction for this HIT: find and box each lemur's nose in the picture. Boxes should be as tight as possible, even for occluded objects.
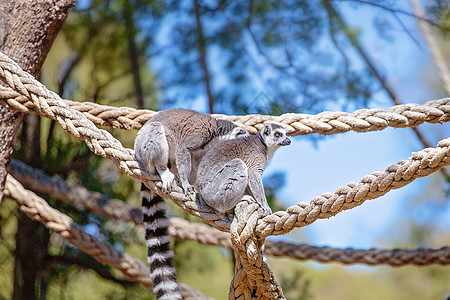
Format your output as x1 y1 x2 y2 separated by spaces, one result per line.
281 137 291 146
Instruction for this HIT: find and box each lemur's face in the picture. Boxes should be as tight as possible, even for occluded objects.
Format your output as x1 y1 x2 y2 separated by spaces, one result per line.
263 124 291 147
273 128 291 146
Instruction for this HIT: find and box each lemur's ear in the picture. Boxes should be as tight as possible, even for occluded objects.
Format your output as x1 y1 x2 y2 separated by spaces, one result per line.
263 125 271 136
238 129 247 136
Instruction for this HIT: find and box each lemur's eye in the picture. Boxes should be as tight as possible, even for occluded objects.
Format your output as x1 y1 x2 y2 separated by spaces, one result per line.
275 133 280 137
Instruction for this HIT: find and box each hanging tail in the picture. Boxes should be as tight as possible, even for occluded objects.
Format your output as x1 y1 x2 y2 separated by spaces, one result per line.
141 183 181 299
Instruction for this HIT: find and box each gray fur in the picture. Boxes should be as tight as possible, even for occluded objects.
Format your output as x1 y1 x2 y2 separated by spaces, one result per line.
135 108 248 194
134 108 248 299
196 123 290 216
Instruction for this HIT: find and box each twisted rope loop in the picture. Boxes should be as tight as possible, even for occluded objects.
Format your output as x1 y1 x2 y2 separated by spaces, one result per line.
1 51 450 299
230 200 285 299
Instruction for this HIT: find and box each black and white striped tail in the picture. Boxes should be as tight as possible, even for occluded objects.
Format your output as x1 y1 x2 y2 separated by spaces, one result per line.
141 183 181 299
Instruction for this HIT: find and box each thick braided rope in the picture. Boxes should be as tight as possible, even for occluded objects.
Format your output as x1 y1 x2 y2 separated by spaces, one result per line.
1 51 448 300
4 175 153 288
3 175 211 299
229 259 255 300
1 85 450 136
10 159 450 267
264 242 450 266
230 200 285 300
9 159 143 225
256 138 450 238
173 217 450 267
0 51 233 232
1 51 449 239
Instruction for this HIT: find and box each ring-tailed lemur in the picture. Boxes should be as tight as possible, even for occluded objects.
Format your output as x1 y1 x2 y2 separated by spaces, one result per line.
134 108 248 299
196 123 290 216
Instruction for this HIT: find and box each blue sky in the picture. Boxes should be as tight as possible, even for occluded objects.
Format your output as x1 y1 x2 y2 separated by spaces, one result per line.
165 1 450 249
129 0 450 249
263 1 450 249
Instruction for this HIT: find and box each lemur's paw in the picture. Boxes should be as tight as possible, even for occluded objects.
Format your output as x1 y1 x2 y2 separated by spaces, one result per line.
161 172 176 193
182 183 196 196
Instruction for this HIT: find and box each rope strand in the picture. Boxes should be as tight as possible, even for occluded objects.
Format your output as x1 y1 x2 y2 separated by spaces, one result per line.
0 86 449 136
4 175 211 299
1 51 449 299
9 159 449 267
1 51 449 238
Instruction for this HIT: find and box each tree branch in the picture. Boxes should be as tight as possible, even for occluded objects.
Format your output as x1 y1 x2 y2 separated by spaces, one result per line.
333 0 450 32
45 250 136 286
410 0 450 95
324 0 449 180
194 0 215 113
392 12 422 49
124 0 145 109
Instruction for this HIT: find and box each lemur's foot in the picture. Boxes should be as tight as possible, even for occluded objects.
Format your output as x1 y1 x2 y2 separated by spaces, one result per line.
182 183 196 196
160 171 176 193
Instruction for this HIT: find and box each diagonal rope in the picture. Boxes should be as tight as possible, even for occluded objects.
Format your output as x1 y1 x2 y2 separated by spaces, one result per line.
255 137 450 238
9 159 143 225
1 43 449 298
10 159 450 267
172 216 450 267
1 52 450 299
4 175 149 290
0 50 232 232
0 51 449 239
264 241 450 267
3 175 212 299
0 86 449 136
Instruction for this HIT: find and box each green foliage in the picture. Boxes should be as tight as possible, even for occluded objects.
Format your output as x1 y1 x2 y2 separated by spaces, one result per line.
43 0 160 108
3 1 450 299
271 259 450 300
174 240 234 299
279 269 312 300
149 0 376 114
0 200 17 299
427 0 450 35
45 267 155 300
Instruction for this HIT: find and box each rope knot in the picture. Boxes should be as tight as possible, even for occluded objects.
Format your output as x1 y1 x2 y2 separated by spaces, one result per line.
229 196 285 299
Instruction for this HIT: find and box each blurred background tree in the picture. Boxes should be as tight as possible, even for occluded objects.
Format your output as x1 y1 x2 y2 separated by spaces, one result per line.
0 0 449 299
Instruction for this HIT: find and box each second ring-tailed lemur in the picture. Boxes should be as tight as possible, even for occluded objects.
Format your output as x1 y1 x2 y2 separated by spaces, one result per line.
196 123 291 216
134 108 248 299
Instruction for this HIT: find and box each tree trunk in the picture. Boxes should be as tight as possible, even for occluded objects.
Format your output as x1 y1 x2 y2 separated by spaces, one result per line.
0 0 74 199
0 1 75 299
323 0 450 180
124 0 145 109
194 0 215 114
